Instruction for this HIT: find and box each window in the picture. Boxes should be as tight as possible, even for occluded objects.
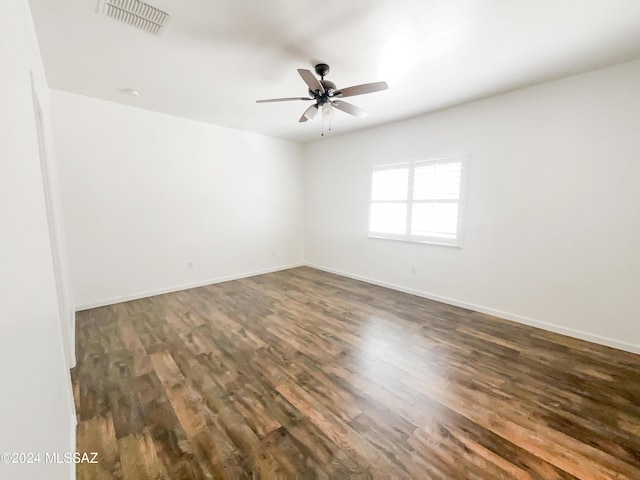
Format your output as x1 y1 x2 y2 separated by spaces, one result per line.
368 155 468 246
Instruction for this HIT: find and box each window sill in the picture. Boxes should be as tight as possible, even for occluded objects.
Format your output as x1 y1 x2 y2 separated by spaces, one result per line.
367 234 462 248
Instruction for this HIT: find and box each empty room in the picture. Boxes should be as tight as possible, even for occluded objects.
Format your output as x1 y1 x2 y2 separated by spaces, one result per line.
2 0 640 478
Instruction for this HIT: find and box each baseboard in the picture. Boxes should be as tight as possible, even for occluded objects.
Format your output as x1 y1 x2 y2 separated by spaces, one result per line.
75 262 305 311
74 261 639 355
305 263 640 355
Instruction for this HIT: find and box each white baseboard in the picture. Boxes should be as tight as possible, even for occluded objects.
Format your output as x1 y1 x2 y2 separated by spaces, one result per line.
305 263 640 355
74 261 639 355
75 262 305 311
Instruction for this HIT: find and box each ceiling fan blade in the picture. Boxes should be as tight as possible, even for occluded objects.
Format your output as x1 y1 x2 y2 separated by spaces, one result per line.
297 69 324 94
256 97 313 103
335 81 388 98
331 100 368 118
299 104 318 122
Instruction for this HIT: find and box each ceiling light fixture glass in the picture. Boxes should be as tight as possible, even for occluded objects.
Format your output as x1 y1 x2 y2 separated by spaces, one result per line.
322 102 335 121
321 102 334 136
303 105 318 121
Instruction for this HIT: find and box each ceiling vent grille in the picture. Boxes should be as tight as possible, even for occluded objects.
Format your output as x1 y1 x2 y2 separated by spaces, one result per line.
97 0 169 35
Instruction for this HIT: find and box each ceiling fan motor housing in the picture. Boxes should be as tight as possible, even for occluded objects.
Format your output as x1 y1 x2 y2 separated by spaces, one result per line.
309 79 337 101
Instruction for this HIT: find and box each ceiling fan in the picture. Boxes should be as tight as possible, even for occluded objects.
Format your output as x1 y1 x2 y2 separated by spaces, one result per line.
256 63 388 129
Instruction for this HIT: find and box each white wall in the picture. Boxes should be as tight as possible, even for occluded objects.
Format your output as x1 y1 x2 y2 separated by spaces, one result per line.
50 60 639 354
305 60 640 354
51 91 305 309
0 1 75 479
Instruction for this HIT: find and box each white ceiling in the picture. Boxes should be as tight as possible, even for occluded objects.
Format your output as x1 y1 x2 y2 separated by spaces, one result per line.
29 0 640 143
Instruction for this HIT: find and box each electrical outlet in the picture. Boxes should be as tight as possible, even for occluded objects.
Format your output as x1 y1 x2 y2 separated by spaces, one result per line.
188 261 194 269
411 267 416 274
271 250 276 257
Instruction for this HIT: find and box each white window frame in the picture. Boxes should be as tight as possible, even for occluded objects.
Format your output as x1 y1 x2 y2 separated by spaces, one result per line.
368 154 469 247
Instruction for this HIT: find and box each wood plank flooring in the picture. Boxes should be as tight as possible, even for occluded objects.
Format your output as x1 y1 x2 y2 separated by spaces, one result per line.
72 266 640 479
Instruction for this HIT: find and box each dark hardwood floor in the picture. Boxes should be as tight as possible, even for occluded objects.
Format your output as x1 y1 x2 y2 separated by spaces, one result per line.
72 266 640 479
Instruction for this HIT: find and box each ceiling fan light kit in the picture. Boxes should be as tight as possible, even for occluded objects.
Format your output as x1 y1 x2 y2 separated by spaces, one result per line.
302 105 318 121
257 63 388 136
322 103 334 121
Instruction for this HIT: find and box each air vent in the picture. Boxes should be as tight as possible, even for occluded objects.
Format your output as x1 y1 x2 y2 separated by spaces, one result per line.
97 0 169 35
